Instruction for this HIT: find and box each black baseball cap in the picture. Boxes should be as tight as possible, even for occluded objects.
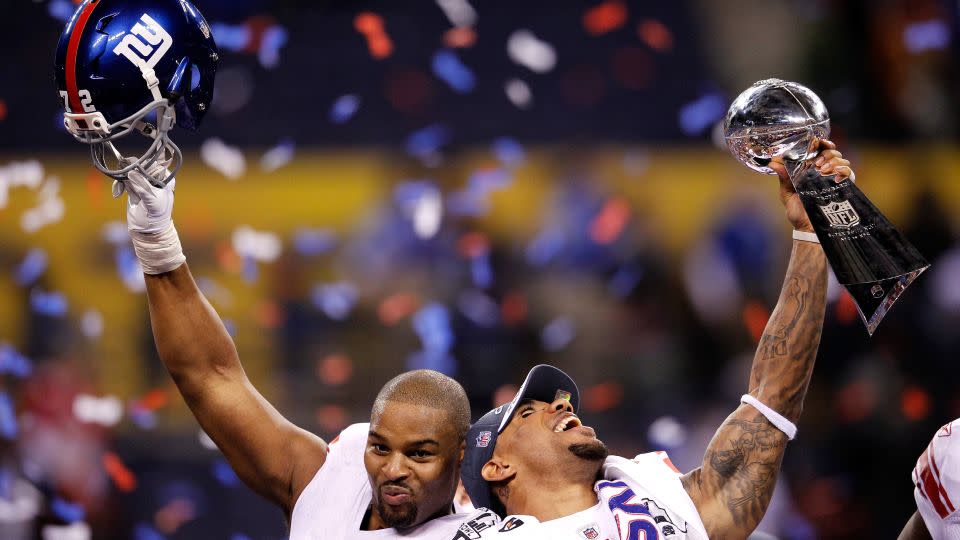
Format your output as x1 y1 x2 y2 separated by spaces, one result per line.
461 364 580 512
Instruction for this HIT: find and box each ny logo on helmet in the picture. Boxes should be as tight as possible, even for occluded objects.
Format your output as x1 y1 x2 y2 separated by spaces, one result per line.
112 14 172 70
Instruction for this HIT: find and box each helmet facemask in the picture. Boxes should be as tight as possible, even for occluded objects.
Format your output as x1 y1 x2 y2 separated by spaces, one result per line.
63 62 186 188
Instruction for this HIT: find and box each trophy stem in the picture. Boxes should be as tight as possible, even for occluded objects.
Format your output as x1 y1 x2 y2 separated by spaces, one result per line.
785 159 930 335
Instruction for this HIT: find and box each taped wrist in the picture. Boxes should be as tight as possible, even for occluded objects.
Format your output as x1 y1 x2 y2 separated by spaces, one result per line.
130 222 186 274
740 394 797 440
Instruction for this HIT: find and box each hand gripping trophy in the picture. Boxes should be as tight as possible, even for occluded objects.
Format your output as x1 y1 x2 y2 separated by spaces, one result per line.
725 79 929 335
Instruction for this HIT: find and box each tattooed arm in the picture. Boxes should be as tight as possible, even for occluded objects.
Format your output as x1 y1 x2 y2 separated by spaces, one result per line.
680 140 848 539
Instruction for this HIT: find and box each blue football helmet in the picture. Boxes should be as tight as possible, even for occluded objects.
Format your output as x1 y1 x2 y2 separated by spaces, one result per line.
55 0 218 186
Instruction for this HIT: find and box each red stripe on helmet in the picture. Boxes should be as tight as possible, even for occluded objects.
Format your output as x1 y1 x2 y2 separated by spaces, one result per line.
65 0 100 113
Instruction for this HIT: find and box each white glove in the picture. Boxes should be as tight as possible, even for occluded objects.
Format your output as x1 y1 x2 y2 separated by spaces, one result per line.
115 162 185 274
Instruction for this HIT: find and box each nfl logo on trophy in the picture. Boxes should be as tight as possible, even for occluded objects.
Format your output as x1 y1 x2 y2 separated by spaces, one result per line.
819 200 861 229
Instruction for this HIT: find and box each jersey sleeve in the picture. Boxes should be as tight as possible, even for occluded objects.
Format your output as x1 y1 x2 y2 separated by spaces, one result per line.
913 419 960 540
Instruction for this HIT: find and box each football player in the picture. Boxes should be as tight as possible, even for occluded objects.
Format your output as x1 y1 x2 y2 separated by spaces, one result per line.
898 419 960 540
55 1 497 537
459 141 853 539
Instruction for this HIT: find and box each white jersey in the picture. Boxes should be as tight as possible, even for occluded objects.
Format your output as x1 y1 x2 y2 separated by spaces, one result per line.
481 452 709 539
290 423 499 539
913 419 960 540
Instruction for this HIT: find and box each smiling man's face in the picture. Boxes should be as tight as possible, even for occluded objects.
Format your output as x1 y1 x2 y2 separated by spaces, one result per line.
492 397 609 483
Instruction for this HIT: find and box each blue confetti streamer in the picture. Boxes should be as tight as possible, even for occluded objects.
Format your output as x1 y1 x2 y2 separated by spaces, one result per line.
134 523 166 540
678 93 726 136
51 497 86 523
492 137 526 167
406 124 450 159
0 344 33 379
412 303 454 353
212 459 241 487
293 228 337 256
312 283 358 320
470 254 493 289
47 0 73 22
15 249 47 286
30 289 68 317
431 50 476 93
209 23 251 51
542 317 576 351
329 94 361 124
0 393 18 440
242 255 259 284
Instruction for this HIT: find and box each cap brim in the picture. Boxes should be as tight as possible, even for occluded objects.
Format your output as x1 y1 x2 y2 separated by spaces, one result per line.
497 364 580 432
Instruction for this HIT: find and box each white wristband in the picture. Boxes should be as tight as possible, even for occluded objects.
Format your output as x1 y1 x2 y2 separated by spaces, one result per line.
130 222 186 275
792 230 820 244
740 394 797 440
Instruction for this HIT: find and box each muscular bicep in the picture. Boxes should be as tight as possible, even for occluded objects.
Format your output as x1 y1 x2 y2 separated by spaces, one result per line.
182 369 328 513
681 404 788 540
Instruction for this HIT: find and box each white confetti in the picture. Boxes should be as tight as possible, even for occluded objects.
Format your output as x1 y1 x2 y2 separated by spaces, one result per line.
260 139 296 172
232 226 282 262
21 178 64 233
73 394 123 427
80 310 103 339
201 138 246 180
504 79 533 109
436 0 477 27
507 30 556 73
412 190 443 239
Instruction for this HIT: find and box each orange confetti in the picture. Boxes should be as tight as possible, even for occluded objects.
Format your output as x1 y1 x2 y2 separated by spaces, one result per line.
256 300 285 328
216 242 243 273
443 26 477 48
103 452 137 492
458 232 490 258
138 388 169 411
583 1 628 36
378 292 420 325
316 353 353 386
86 167 104 209
638 19 673 52
501 291 527 326
355 12 393 59
742 301 770 343
590 197 631 244
835 291 858 324
155 498 195 534
316 404 348 432
902 386 932 421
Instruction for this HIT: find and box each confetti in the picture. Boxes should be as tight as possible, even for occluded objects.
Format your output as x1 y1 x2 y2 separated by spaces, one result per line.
678 92 726 136
73 394 124 427
260 138 295 172
541 317 575 351
378 293 420 325
354 12 393 59
436 0 477 28
412 303 454 353
212 459 241 487
432 50 476 93
132 523 163 540
200 138 246 180
443 27 477 48
491 137 526 167
30 288 68 317
395 180 444 238
329 94 361 124
311 282 358 320
79 309 103 339
638 19 674 52
904 19 949 53
589 197 630 244
507 30 557 73
21 178 65 233
405 124 450 160
51 497 85 523
647 416 688 447
232 226 282 262
504 79 533 109
0 344 32 378
316 353 353 386
258 25 288 68
457 289 500 327
583 1 628 36
0 392 17 440
41 522 91 540
293 228 337 256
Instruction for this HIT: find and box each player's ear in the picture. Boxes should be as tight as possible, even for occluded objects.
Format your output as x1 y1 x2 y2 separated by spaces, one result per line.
481 458 514 483
459 440 466 463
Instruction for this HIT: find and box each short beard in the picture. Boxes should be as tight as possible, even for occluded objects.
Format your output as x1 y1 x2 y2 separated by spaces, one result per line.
568 440 609 462
376 498 418 529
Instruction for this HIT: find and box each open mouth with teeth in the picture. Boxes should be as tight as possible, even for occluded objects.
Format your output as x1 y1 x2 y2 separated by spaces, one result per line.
554 414 583 433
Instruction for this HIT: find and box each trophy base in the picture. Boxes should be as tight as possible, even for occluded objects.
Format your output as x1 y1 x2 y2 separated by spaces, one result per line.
845 266 929 336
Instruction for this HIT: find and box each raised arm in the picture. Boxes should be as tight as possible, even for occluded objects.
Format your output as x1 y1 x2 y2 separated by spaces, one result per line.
121 167 326 515
681 140 849 539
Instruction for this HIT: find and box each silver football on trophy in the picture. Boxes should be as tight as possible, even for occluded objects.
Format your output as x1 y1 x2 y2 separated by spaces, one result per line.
724 78 830 175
